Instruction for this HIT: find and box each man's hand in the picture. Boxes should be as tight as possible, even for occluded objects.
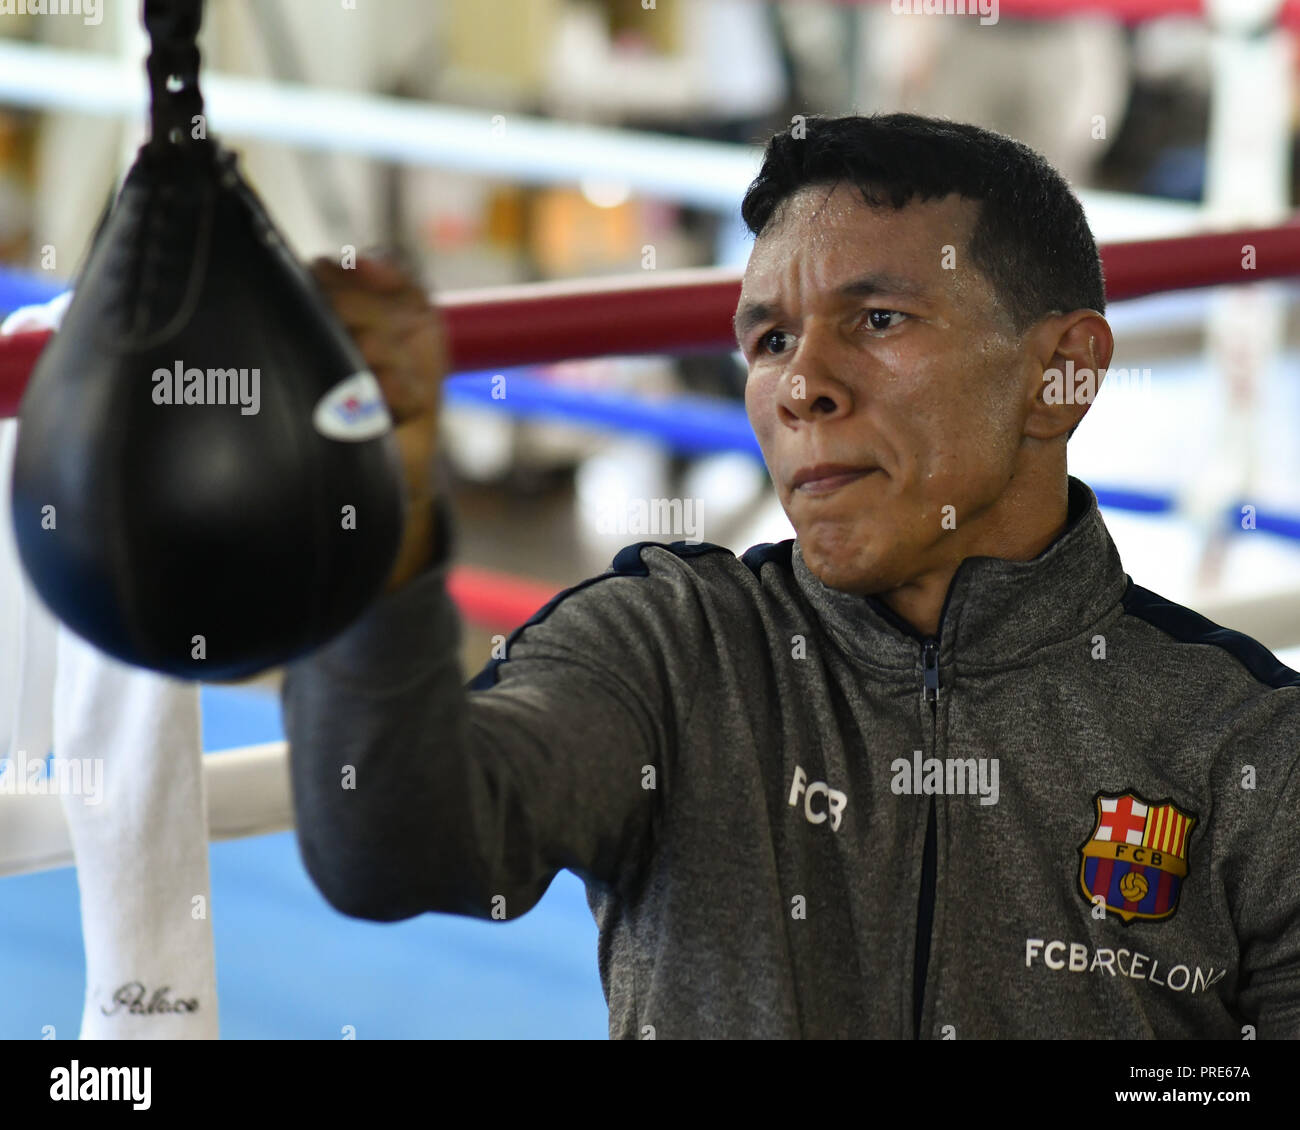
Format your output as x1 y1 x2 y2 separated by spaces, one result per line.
310 254 448 593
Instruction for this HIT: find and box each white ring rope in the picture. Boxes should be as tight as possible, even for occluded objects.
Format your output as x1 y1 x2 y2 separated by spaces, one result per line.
0 741 290 879
0 38 1205 238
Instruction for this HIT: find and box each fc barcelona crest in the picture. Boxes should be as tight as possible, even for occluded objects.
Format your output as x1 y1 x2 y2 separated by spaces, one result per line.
1078 791 1197 924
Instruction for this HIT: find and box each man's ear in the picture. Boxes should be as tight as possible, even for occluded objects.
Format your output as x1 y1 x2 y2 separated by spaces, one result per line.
1023 311 1115 441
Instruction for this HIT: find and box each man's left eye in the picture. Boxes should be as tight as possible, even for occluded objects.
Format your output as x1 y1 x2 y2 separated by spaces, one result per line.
864 310 907 331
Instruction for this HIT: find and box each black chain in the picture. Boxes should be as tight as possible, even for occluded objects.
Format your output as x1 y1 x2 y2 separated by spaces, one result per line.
142 0 206 148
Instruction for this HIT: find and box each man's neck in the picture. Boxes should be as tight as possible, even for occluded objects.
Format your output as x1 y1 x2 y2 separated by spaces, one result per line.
877 477 1073 638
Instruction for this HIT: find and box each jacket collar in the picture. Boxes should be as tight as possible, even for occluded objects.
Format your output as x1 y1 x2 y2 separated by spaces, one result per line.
790 476 1128 673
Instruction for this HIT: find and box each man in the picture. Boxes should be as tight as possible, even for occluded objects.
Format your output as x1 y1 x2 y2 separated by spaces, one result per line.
287 114 1300 1038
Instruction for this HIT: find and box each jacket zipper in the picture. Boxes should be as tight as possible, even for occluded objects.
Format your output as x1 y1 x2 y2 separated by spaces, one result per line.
913 638 940 1039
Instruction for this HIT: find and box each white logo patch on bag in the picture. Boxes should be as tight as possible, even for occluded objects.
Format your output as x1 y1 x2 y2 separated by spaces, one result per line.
312 371 392 441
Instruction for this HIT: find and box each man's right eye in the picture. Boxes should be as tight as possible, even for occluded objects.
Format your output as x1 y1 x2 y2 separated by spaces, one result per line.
761 330 792 355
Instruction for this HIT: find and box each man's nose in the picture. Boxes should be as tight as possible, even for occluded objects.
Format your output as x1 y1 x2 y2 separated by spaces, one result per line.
777 343 852 424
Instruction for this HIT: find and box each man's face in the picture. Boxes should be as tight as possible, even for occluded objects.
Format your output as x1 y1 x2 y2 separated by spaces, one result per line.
737 182 1034 597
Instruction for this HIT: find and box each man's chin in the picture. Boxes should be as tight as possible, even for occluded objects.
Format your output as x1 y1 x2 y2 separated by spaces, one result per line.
797 535 899 597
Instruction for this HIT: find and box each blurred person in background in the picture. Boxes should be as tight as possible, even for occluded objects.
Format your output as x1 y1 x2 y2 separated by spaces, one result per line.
855 7 1132 187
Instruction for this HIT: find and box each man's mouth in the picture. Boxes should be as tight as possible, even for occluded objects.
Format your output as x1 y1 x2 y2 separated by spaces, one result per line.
791 463 878 496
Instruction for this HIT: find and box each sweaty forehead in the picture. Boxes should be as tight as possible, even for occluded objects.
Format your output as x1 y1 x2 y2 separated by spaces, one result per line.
743 184 978 292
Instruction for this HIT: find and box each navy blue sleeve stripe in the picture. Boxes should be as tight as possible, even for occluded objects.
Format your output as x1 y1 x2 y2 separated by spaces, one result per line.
1122 579 1300 690
739 539 793 577
465 539 733 690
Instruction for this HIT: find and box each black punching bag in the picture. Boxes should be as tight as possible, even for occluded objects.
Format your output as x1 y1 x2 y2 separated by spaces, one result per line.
9 0 405 679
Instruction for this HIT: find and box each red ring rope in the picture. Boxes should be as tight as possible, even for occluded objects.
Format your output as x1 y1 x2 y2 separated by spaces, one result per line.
446 565 562 632
5 222 1300 416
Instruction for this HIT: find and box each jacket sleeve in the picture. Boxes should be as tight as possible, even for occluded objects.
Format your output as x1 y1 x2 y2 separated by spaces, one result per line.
281 499 702 923
1231 694 1300 1039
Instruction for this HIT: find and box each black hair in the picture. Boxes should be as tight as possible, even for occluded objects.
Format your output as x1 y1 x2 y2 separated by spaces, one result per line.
740 112 1106 335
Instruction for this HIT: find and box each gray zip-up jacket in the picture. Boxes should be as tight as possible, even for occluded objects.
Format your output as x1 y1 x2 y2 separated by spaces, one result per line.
281 475 1300 1038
